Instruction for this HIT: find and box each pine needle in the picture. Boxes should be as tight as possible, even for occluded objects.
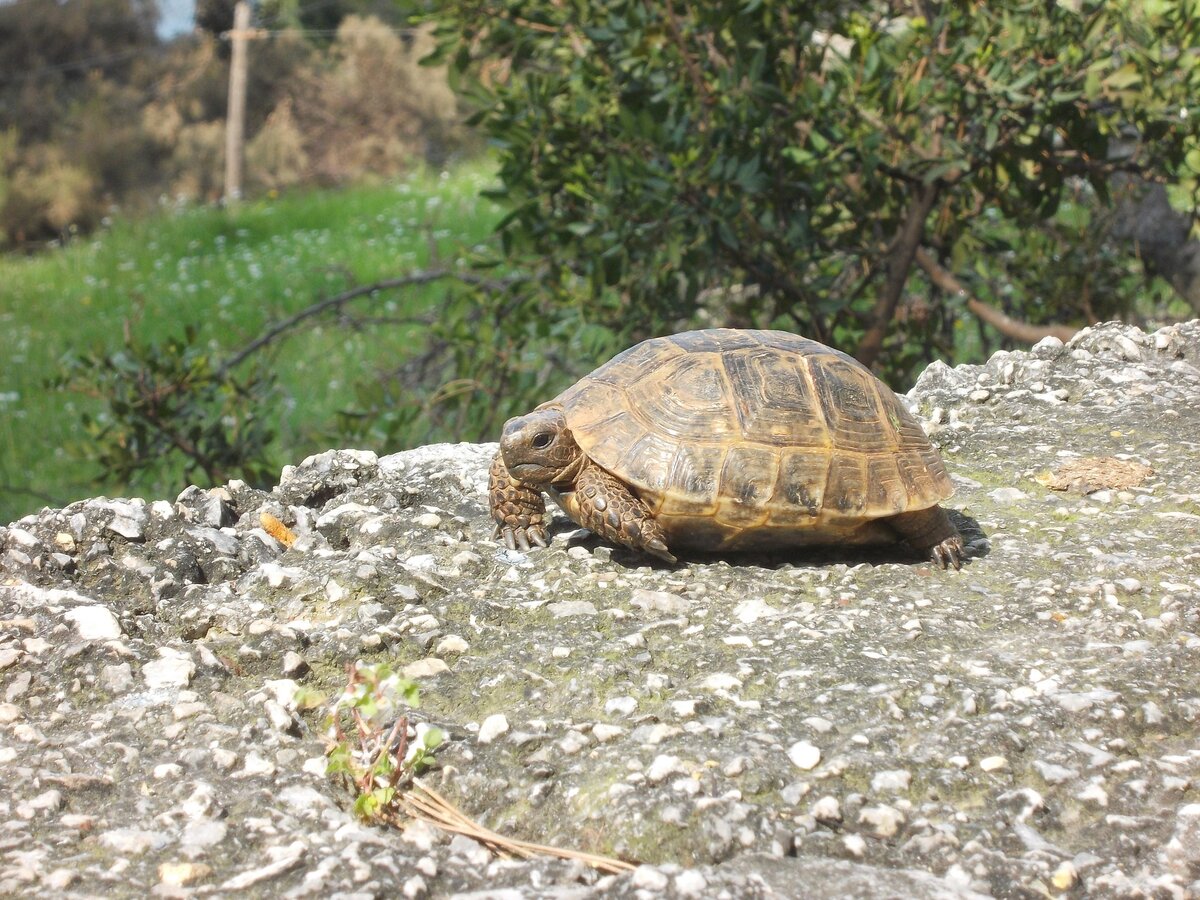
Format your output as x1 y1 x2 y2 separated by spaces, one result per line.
395 778 636 875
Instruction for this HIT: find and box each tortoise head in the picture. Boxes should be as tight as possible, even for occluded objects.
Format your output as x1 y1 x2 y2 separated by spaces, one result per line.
500 407 583 486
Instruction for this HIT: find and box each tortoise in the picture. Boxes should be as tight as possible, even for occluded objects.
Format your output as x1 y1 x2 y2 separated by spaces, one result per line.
489 328 963 569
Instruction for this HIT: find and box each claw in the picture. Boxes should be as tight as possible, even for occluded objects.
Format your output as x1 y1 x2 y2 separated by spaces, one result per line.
931 536 964 570
515 529 531 551
644 538 677 564
502 527 517 551
529 528 549 548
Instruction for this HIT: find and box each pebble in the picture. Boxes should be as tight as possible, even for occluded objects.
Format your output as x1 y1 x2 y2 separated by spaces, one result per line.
281 651 310 676
402 658 449 678
434 634 469 655
871 769 912 792
647 755 686 782
859 804 906 837
811 795 842 823
733 598 779 623
605 696 638 716
1033 760 1079 784
788 741 821 771
547 600 598 617
159 862 213 887
630 588 690 614
979 755 1007 772
1051 861 1078 890
63 606 123 640
143 652 196 689
593 724 626 743
843 834 867 857
477 714 509 744
674 869 708 896
631 866 670 891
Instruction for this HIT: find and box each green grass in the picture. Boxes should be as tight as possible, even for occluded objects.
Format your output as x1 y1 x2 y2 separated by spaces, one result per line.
0 161 506 525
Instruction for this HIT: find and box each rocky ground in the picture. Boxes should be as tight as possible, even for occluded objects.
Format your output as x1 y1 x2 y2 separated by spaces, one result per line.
2 321 1199 899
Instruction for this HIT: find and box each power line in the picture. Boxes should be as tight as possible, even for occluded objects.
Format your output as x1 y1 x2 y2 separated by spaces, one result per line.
0 46 151 83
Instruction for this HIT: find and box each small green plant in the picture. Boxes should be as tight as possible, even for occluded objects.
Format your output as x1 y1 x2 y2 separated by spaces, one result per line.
320 662 444 821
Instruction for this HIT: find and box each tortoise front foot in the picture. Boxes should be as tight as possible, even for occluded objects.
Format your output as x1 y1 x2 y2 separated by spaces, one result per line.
560 462 676 564
489 451 549 552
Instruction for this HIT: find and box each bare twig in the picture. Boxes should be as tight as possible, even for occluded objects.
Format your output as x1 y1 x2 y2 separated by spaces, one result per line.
218 269 519 375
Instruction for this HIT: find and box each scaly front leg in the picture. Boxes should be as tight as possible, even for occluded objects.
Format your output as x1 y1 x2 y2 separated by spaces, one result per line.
557 460 676 563
489 450 549 551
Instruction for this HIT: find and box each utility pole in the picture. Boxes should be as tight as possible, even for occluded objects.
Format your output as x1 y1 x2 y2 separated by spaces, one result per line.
224 0 252 204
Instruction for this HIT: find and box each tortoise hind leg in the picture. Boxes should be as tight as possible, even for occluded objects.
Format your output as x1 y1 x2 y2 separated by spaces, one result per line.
557 461 676 563
887 505 964 570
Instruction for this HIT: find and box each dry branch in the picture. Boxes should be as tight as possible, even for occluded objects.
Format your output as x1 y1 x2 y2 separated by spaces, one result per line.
914 247 1078 344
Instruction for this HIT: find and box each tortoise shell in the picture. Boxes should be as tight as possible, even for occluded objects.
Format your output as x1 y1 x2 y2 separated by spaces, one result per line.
549 328 954 551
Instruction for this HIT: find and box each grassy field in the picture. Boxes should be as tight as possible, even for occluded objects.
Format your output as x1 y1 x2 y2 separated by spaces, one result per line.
0 162 506 525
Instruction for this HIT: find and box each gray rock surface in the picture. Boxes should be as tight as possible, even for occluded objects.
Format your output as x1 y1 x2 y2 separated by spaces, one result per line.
2 320 1199 898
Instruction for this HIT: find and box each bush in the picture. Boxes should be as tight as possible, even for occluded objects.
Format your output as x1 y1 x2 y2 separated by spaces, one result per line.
432 0 1200 385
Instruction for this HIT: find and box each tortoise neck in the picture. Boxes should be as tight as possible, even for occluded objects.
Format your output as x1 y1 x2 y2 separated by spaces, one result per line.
551 452 589 491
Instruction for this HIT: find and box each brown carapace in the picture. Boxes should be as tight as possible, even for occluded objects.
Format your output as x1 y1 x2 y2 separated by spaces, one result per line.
489 329 963 569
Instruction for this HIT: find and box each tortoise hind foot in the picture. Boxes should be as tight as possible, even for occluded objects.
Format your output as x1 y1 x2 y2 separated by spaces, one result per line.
562 462 677 564
887 505 964 570
930 533 965 571
488 450 549 552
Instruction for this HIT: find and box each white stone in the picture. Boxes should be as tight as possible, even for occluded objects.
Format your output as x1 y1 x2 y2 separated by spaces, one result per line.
547 600 598 617
671 699 699 718
859 804 906 837
646 755 686 783
811 796 842 822
63 606 122 640
699 673 742 692
435 635 469 655
477 714 509 745
1077 783 1108 807
99 828 170 854
988 487 1027 503
592 724 626 743
1033 760 1079 784
843 834 867 857
630 588 689 614
143 652 195 689
787 741 821 771
733 598 779 624
631 866 670 891
604 696 638 716
402 658 449 678
871 769 912 793
979 755 1007 772
674 869 708 897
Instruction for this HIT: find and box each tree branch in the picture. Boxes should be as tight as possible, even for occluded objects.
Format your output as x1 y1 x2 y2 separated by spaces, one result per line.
218 269 519 375
855 180 940 367
914 246 1078 344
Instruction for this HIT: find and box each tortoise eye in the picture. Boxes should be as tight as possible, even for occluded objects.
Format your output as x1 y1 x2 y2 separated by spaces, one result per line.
531 432 554 450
